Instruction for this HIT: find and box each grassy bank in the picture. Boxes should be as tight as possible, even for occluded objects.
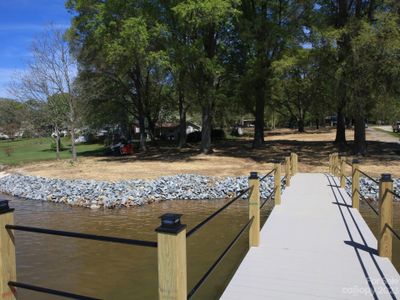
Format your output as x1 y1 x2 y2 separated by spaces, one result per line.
0 137 104 166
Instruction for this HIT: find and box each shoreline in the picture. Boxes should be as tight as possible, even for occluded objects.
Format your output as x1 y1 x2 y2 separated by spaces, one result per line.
0 173 275 209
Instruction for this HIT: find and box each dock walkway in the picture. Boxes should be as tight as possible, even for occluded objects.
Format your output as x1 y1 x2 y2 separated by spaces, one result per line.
221 173 400 299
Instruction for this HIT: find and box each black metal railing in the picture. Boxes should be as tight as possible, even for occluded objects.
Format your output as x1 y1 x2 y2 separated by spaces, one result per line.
357 169 379 184
187 217 254 299
260 187 277 209
355 189 379 216
259 169 275 182
8 281 101 300
186 187 251 238
5 214 158 299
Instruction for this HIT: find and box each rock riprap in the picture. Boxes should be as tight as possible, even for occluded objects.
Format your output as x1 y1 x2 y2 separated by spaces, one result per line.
0 174 277 208
345 176 400 201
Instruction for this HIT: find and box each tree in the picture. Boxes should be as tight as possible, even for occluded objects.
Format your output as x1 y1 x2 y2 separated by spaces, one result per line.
11 26 79 161
233 0 310 147
67 0 170 152
172 0 238 153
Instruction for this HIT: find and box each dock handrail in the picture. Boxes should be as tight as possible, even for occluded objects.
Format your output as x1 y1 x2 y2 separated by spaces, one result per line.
0 153 297 300
329 153 399 261
186 187 252 238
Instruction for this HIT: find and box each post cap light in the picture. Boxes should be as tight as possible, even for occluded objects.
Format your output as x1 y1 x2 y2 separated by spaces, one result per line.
249 172 258 179
156 213 186 234
381 174 392 182
0 200 14 215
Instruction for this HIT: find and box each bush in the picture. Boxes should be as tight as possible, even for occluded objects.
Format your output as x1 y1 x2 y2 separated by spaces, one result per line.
3 146 14 157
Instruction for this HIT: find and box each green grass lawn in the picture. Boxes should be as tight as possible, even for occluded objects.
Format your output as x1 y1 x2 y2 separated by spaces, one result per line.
0 137 105 166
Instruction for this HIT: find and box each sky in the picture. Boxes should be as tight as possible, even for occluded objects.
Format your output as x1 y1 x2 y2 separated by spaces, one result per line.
0 0 71 98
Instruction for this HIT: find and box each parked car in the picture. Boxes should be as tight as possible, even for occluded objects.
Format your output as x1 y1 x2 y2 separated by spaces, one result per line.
392 122 400 132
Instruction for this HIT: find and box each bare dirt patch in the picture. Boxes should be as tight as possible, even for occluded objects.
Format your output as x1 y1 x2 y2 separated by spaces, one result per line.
9 127 400 180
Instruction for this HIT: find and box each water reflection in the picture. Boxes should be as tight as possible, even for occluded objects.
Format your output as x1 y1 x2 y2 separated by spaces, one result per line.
3 195 273 300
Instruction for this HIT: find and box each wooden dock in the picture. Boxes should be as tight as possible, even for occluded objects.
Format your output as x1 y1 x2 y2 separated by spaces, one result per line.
221 173 400 300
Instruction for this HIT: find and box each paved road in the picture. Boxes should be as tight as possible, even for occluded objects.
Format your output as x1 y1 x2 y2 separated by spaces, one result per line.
221 173 400 300
367 127 399 144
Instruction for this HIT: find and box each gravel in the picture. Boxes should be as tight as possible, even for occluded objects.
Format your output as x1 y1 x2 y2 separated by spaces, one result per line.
345 176 400 201
0 174 278 209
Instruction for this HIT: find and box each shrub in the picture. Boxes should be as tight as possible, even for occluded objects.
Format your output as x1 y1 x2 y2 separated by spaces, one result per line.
3 146 14 157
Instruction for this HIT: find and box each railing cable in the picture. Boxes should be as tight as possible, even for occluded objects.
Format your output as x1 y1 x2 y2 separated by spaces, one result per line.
186 187 251 238
355 189 379 216
259 169 274 182
260 187 276 209
356 169 379 184
187 217 254 300
5 225 157 248
386 224 400 241
8 281 101 300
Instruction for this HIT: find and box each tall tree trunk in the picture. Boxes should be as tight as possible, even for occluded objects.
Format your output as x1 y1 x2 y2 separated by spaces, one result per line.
316 118 319 129
138 112 147 152
147 115 156 143
200 103 212 154
354 116 366 155
298 118 305 133
178 91 187 148
54 124 60 160
253 85 265 148
335 109 347 151
70 125 77 161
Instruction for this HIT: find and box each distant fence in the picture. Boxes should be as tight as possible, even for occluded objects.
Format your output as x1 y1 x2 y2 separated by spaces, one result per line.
0 154 299 300
329 153 400 261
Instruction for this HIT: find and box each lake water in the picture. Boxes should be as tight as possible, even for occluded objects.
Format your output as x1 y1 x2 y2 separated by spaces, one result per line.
2 195 398 300
3 195 273 300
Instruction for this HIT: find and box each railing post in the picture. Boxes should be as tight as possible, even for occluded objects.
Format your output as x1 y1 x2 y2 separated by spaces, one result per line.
378 174 393 261
0 200 16 300
274 162 281 205
156 213 187 300
290 153 295 175
294 153 298 174
285 157 291 187
248 172 260 247
351 159 360 210
334 153 339 177
340 157 346 188
329 154 332 174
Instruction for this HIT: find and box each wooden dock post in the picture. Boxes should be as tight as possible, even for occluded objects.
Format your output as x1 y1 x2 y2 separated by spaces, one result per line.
378 174 393 261
248 172 260 247
329 154 332 174
156 213 187 300
290 153 298 175
0 200 16 300
351 159 360 210
274 162 281 205
334 153 339 176
340 157 346 188
285 157 291 187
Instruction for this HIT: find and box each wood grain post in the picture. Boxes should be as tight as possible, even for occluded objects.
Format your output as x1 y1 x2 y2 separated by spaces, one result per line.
156 214 187 300
248 172 260 247
334 153 339 176
340 157 346 188
351 159 360 210
294 153 298 174
274 162 281 205
290 153 295 175
329 154 332 174
0 200 16 300
285 157 291 187
378 174 393 261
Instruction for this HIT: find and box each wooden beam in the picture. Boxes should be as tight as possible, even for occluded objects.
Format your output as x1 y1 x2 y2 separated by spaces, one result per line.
274 163 281 205
0 207 16 300
352 159 360 210
248 172 260 247
156 214 187 300
285 157 291 187
378 174 393 261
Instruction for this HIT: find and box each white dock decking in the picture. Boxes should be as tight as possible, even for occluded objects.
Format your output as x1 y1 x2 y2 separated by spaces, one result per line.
221 173 400 299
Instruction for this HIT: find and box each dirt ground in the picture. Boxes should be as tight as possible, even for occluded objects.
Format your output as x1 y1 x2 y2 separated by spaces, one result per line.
9 127 400 180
